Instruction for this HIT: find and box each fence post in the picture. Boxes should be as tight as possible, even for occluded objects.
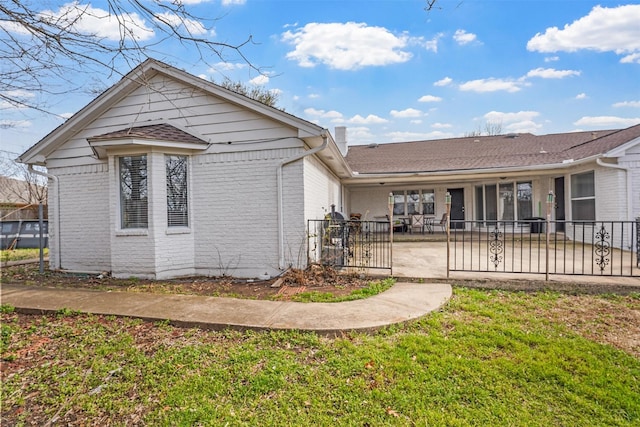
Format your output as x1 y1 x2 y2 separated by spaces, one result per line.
445 192 452 278
636 217 640 268
38 203 44 274
545 191 554 281
388 193 394 275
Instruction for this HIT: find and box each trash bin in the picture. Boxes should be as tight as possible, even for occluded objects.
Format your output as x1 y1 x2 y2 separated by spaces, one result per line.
525 217 545 234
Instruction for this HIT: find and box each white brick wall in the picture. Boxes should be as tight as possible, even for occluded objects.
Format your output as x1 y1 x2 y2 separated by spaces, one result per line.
595 166 626 220
49 164 111 273
303 155 342 221
191 148 305 278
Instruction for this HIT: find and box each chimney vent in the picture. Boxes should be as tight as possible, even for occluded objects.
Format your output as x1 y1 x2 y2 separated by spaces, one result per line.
335 126 348 156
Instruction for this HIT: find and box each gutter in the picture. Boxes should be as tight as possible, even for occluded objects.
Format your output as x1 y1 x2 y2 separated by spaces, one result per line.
596 157 633 222
28 165 61 269
276 131 329 270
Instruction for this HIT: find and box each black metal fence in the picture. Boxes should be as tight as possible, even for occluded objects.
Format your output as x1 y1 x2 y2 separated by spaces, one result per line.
307 219 391 271
449 219 639 277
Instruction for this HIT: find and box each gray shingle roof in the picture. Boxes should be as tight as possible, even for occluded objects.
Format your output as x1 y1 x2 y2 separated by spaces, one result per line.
345 124 640 174
88 123 206 144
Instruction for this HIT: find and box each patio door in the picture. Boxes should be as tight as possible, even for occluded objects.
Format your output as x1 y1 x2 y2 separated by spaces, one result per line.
448 188 465 229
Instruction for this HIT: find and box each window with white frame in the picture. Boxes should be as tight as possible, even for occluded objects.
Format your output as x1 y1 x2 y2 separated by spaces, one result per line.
571 171 595 221
475 181 532 224
166 155 189 227
119 155 148 228
392 189 435 216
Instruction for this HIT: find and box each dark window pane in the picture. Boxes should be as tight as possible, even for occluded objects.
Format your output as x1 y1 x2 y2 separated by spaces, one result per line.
572 199 595 221
120 156 148 228
571 171 595 198
166 155 189 227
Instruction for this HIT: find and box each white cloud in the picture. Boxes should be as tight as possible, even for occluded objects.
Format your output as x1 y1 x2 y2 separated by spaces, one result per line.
38 2 155 42
208 62 248 73
0 90 36 110
308 93 320 99
410 119 423 124
418 95 442 103
282 22 412 70
390 108 422 118
459 78 527 93
0 120 31 129
386 130 453 142
423 33 443 53
431 122 452 129
575 93 588 100
249 75 269 85
222 0 246 5
176 0 217 4
526 67 580 79
527 4 640 63
544 56 560 62
453 29 477 45
434 77 453 87
613 100 640 108
304 108 343 120
59 112 74 119
621 52 640 64
574 116 640 127
155 11 207 35
484 111 540 125
347 114 389 124
504 121 543 134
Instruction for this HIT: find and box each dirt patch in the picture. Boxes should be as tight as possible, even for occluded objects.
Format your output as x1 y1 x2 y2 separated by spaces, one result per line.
537 294 640 358
0 263 371 301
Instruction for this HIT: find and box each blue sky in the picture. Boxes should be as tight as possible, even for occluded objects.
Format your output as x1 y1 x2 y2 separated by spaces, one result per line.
2 0 639 158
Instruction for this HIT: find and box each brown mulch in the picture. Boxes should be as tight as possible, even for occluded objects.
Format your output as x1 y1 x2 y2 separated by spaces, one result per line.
0 262 371 301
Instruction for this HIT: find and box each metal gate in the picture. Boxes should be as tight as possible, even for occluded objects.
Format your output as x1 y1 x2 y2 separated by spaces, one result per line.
308 219 391 271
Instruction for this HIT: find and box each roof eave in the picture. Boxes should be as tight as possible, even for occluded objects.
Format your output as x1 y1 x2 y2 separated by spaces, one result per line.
343 156 598 184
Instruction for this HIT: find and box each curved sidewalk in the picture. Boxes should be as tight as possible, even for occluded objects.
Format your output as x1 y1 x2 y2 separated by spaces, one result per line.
0 283 452 335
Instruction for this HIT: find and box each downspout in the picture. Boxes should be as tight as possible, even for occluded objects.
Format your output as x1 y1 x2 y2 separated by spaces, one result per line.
28 165 61 269
596 158 633 222
277 131 329 270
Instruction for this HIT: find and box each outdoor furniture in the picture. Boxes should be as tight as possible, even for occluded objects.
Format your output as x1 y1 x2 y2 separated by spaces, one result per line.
424 216 435 233
410 214 427 234
433 213 448 232
387 215 408 233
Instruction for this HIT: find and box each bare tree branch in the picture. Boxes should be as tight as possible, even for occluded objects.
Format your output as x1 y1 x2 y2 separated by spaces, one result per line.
0 0 261 120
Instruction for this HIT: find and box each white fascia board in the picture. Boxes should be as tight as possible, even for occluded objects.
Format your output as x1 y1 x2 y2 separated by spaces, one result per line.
343 157 598 185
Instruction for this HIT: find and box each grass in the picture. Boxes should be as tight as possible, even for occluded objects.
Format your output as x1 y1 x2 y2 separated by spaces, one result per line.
1 288 639 425
290 278 395 302
1 248 48 263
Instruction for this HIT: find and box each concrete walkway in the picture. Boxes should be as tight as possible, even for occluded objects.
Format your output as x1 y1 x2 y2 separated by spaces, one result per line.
0 282 452 336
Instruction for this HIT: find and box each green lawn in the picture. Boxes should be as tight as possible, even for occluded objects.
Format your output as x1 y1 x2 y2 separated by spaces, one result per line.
1 248 48 262
1 288 638 426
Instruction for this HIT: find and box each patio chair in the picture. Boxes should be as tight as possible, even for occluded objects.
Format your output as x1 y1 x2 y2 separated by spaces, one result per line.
434 213 448 232
410 214 426 234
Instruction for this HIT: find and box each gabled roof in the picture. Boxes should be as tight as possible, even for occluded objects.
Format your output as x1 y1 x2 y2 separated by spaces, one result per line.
18 58 331 164
345 124 640 175
87 123 206 144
